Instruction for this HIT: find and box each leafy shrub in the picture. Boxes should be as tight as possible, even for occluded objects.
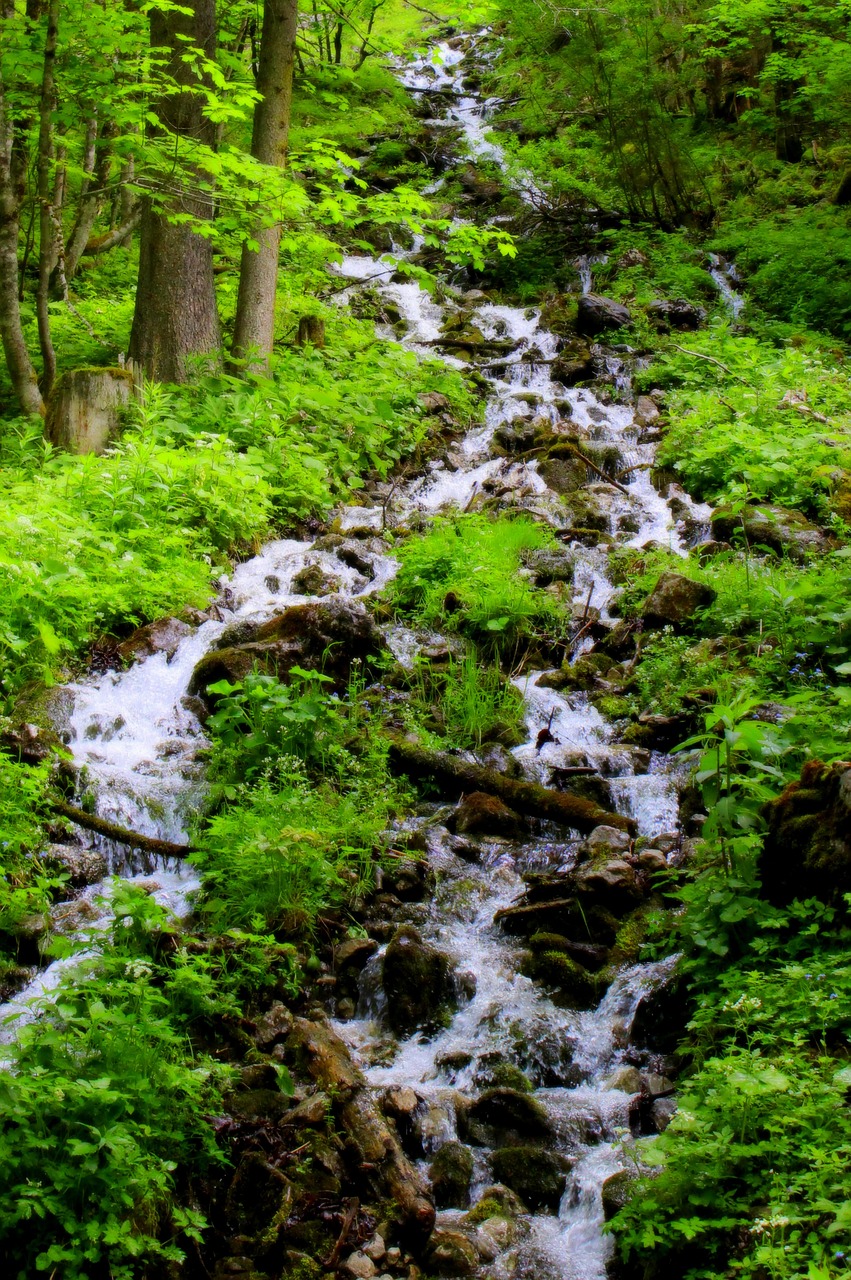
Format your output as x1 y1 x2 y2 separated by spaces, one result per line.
0 884 232 1280
390 513 563 656
641 327 851 516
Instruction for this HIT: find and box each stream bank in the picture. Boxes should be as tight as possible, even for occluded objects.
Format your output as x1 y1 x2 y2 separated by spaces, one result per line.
6 24 843 1280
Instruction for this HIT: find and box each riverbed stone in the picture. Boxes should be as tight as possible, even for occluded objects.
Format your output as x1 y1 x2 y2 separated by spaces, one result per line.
291 562 342 596
601 1169 633 1221
42 842 108 888
342 1251 378 1280
490 1147 571 1211
189 599 386 700
641 571 717 629
382 926 457 1036
451 791 526 839
429 1140 474 1207
462 1087 552 1146
583 824 632 857
423 1229 478 1276
116 616 192 664
576 294 632 336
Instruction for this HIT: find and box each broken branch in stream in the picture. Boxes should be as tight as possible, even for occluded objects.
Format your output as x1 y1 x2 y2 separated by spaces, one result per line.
386 735 636 834
52 799 194 859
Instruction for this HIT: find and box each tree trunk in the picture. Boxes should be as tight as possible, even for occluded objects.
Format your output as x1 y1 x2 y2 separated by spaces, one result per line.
36 0 59 396
128 0 221 383
295 314 325 347
55 115 116 289
230 0 298 373
0 1 44 416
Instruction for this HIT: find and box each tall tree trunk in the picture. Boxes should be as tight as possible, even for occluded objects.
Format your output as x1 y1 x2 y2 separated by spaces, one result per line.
36 0 59 396
230 0 298 373
54 114 116 290
0 1 43 416
128 0 221 383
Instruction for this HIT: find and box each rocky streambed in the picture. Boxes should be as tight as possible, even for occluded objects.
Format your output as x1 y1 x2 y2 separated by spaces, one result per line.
0 28 733 1280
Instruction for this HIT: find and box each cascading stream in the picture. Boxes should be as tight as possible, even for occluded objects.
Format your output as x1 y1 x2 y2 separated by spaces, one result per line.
4 28 713 1276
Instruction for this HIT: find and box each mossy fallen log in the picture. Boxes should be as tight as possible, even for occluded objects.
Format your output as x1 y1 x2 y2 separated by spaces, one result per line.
52 799 194 859
386 735 636 835
287 1016 435 1246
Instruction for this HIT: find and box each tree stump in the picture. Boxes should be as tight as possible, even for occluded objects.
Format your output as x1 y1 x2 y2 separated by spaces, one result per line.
295 315 326 348
44 366 134 454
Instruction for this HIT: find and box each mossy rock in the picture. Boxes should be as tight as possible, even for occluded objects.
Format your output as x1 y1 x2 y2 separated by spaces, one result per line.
463 1183 528 1222
521 949 603 1009
462 1087 552 1146
490 1147 571 1211
759 760 851 903
382 925 457 1037
429 1140 474 1208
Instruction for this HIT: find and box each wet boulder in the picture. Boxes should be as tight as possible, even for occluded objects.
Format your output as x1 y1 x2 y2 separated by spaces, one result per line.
462 1087 552 1146
291 562 342 596
552 347 595 386
490 1147 571 1211
641 572 716 629
42 843 108 889
188 600 386 701
429 1140 475 1208
601 1169 633 1221
759 760 851 904
382 926 458 1037
423 1228 479 1276
582 824 632 858
451 791 526 840
647 298 707 331
712 503 831 561
574 858 642 913
494 418 539 453
116 616 192 664
521 945 603 1009
576 294 632 336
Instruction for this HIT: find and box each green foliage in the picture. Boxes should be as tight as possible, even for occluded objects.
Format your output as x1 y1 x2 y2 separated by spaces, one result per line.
390 513 563 657
714 210 851 340
0 751 64 947
613 850 851 1279
196 675 409 935
205 668 338 785
0 431 269 699
0 884 235 1280
642 327 851 515
408 650 525 749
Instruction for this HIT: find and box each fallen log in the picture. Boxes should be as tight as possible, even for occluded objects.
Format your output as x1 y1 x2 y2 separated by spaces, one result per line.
287 1017 435 1246
386 735 636 835
52 799 194 859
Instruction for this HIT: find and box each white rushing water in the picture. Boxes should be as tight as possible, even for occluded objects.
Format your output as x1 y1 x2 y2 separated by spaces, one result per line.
5 28 705 1277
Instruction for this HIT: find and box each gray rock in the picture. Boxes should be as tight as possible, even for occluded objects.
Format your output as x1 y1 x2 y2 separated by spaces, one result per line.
647 298 707 331
382 927 457 1036
116 616 192 664
43 843 107 888
576 294 632 336
641 571 717 628
342 1251 378 1280
423 1229 478 1277
490 1147 572 1211
429 1141 474 1208
585 824 631 856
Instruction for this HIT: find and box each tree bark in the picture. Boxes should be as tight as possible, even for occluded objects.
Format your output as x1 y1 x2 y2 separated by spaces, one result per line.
52 799 194 858
0 1 44 416
128 0 221 383
230 0 298 373
35 0 59 396
386 734 636 834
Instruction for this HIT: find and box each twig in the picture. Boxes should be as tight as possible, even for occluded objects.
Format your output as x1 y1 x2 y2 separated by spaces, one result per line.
323 1197 359 1271
671 344 750 385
